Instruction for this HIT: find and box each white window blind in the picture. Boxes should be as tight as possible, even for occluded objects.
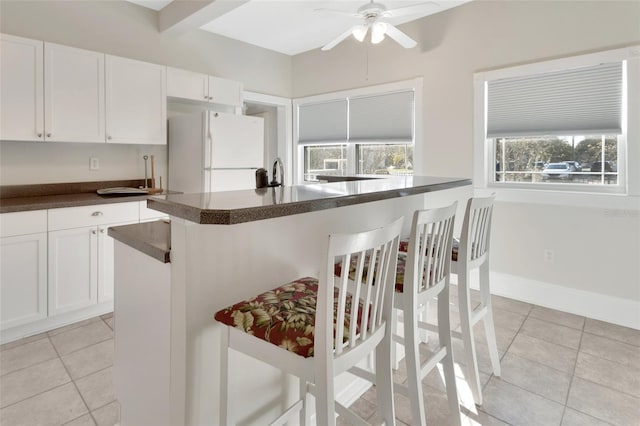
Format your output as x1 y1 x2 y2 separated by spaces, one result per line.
349 91 414 142
487 62 623 138
298 99 347 144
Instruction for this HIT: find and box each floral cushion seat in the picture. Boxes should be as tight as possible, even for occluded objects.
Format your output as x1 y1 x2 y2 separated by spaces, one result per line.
214 276 361 359
399 236 460 261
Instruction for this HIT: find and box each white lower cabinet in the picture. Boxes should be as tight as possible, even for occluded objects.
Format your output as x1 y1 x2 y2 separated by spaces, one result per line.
0 201 156 343
47 203 139 317
48 226 98 316
0 210 48 331
98 221 137 303
0 232 47 329
48 220 135 316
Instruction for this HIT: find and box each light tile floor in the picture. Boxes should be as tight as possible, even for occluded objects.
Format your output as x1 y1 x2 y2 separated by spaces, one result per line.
1 288 639 426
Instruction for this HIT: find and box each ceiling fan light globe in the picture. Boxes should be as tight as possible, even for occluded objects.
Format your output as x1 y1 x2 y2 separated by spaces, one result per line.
352 25 368 42
371 22 387 44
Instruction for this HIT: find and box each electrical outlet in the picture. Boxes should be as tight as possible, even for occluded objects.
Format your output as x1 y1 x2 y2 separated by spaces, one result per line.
543 249 554 264
90 157 100 170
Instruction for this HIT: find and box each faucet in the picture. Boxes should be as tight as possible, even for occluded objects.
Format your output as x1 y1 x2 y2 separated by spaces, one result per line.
271 157 284 187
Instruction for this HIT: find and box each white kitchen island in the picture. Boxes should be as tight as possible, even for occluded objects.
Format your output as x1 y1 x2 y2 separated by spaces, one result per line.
110 176 471 426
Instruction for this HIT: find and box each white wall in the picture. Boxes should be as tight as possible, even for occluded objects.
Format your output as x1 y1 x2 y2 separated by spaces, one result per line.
292 0 640 327
0 0 292 185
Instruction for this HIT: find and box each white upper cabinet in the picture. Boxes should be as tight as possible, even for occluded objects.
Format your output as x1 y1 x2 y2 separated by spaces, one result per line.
44 42 105 143
209 76 243 107
0 34 105 143
166 67 209 102
166 66 243 107
0 34 44 141
106 55 167 145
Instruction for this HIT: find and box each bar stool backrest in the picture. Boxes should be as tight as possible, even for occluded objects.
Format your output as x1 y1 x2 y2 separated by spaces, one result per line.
322 217 403 357
405 202 457 295
459 194 495 268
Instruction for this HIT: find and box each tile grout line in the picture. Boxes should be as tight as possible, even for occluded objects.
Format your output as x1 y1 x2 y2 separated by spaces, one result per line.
0 352 59 378
47 333 99 426
470 299 534 426
558 321 619 426
558 314 586 425
477 304 576 424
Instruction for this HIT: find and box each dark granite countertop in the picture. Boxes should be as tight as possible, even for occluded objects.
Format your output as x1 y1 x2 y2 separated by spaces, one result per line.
0 180 172 214
147 176 471 225
108 220 171 263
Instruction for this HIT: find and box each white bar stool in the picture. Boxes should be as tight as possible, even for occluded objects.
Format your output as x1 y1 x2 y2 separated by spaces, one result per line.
391 203 461 425
451 194 500 406
214 217 403 426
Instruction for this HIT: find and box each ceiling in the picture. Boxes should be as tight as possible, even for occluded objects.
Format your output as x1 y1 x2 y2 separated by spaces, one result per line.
128 0 470 56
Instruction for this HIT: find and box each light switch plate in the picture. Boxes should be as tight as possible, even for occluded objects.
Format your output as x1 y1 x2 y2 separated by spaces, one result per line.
90 157 100 170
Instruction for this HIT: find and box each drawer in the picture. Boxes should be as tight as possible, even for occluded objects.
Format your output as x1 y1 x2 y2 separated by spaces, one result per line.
0 210 47 238
139 200 169 221
48 202 139 231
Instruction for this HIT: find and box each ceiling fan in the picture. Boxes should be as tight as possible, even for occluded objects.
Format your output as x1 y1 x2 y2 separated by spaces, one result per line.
317 1 439 51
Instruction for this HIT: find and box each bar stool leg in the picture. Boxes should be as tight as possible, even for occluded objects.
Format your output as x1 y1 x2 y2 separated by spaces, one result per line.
219 328 230 425
404 298 426 426
480 262 501 377
438 284 461 426
458 266 483 406
299 378 310 426
391 309 401 370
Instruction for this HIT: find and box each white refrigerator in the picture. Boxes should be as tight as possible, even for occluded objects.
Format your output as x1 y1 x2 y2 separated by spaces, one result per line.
168 111 264 193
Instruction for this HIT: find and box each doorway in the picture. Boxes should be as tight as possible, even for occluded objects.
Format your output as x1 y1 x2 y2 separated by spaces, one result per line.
243 92 293 185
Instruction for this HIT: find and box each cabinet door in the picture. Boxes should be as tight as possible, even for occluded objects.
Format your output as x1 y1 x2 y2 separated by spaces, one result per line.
44 43 105 143
105 55 166 145
97 220 137 303
0 233 47 330
209 76 243 107
48 226 98 316
166 66 209 103
0 34 44 141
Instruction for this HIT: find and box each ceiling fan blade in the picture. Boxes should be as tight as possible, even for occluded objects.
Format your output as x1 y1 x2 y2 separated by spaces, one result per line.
321 26 358 51
385 1 440 18
314 8 360 18
384 24 417 48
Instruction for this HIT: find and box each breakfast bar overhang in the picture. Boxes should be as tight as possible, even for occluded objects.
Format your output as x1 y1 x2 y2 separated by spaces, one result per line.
110 176 472 426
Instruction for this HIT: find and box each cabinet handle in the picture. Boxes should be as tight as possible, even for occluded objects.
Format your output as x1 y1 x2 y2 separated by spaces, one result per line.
37 133 43 138
100 228 105 234
208 96 213 101
91 229 97 235
204 94 208 99
46 133 52 138
107 135 112 140
92 211 104 216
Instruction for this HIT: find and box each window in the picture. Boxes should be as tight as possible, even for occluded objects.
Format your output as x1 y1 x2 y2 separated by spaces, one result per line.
494 135 619 185
294 79 421 183
474 46 639 197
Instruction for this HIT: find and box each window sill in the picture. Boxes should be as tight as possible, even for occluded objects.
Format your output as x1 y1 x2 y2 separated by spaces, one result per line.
478 185 639 210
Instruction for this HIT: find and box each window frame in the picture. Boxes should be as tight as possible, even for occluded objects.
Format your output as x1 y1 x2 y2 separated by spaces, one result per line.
473 45 640 208
293 78 423 185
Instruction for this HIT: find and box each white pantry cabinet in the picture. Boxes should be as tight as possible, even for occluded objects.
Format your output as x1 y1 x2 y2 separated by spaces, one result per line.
106 55 167 145
0 211 48 330
47 203 138 316
0 34 44 141
0 34 105 143
166 66 243 107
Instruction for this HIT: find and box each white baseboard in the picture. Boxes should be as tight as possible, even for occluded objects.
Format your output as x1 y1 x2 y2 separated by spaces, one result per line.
0 303 113 344
484 271 640 330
